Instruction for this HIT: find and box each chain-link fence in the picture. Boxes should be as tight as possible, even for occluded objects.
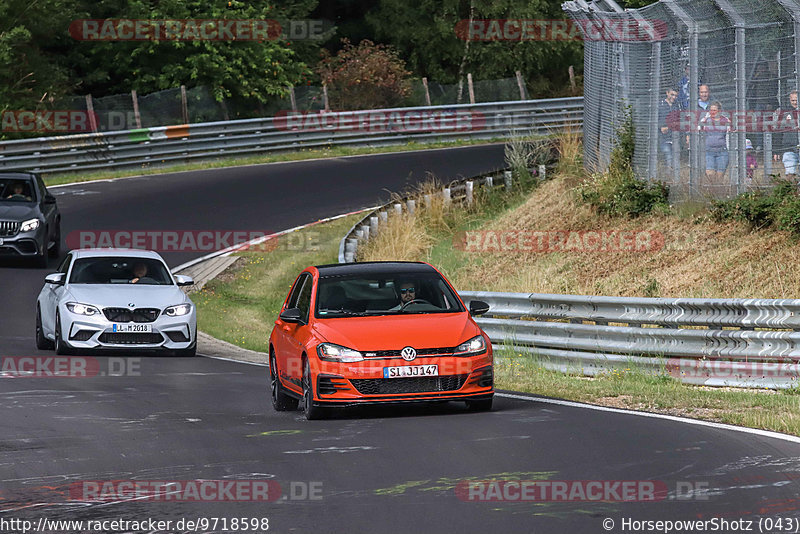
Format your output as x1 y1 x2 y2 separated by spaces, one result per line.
564 0 800 199
40 76 532 136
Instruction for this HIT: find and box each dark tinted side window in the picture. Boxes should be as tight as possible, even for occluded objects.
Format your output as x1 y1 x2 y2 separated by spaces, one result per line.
35 175 48 201
57 254 72 275
286 273 309 310
296 276 313 323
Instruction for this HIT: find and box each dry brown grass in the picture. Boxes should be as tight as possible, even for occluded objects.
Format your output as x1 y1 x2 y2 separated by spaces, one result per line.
447 173 800 298
358 212 435 262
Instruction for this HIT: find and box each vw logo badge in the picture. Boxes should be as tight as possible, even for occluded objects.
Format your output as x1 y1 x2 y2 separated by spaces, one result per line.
401 346 417 361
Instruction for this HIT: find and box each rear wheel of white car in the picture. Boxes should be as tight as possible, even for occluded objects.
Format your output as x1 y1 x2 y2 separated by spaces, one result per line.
270 351 298 412
35 306 54 350
54 312 72 355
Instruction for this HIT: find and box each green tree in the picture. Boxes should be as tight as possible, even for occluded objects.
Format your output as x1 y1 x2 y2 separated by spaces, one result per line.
0 0 76 113
366 0 583 97
66 0 318 103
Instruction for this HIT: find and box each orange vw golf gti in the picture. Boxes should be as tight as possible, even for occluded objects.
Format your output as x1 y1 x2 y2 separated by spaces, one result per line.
269 262 494 419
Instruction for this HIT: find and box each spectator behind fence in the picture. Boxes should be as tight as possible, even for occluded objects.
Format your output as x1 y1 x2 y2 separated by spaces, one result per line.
677 65 704 111
658 88 679 171
746 138 757 182
698 84 711 111
699 101 731 186
773 90 800 179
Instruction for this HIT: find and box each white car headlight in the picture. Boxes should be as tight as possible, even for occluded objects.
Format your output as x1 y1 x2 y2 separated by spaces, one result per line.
317 343 363 362
454 335 486 356
164 303 192 317
20 218 40 232
66 302 100 316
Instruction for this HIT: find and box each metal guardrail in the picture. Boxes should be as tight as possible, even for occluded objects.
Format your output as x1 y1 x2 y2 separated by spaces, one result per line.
0 98 583 176
459 291 800 389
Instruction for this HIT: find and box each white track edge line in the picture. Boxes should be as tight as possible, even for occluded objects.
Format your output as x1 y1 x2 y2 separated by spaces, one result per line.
496 392 800 444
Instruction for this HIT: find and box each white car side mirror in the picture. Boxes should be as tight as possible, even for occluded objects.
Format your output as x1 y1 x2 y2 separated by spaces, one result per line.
174 274 194 287
44 273 65 285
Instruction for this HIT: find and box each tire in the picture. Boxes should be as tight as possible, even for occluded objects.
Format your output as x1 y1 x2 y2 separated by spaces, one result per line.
270 351 298 411
466 397 493 412
54 312 72 355
302 358 326 420
48 222 61 258
174 343 197 357
35 306 54 350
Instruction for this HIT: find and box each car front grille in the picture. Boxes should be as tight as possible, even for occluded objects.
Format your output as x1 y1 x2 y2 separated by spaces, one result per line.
363 346 457 359
103 307 160 323
98 332 163 344
0 221 20 237
350 374 469 395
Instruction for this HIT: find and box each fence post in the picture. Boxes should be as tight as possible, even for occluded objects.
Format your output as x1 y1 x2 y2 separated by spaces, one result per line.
379 211 388 224
131 90 142 129
85 95 98 132
393 203 403 216
370 216 379 236
422 77 432 106
443 187 451 206
538 164 547 180
467 73 476 104
180 85 189 124
323 84 330 111
485 176 493 188
515 70 527 100
504 170 513 190
289 86 297 112
360 224 370 240
424 194 432 209
465 181 474 205
406 199 416 215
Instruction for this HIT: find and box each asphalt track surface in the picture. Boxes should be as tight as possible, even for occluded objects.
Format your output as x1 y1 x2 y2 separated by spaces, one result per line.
2 145 800 533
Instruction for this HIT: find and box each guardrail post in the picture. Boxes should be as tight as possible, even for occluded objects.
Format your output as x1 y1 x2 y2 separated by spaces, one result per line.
379 211 388 224
443 187 451 206
393 203 403 216
504 170 513 190
424 194 432 209
485 176 493 188
370 216 379 236
346 238 357 254
538 164 546 180
406 199 416 214
360 224 370 240
466 181 474 205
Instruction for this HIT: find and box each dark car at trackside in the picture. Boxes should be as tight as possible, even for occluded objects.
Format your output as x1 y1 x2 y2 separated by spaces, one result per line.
0 172 61 267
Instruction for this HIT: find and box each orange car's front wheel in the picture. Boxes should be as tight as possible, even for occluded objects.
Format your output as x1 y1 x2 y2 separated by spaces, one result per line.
302 358 327 420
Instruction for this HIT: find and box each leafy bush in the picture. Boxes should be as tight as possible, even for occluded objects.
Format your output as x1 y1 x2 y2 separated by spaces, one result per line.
576 107 669 217
710 178 800 234
316 39 411 110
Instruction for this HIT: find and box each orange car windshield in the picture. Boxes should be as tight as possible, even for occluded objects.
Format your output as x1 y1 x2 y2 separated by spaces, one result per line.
315 273 464 318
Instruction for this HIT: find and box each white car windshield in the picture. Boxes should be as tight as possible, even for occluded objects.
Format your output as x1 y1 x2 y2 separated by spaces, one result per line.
69 257 173 285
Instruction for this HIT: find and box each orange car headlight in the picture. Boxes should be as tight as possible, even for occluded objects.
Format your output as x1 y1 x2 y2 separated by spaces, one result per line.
454 335 486 356
317 343 364 362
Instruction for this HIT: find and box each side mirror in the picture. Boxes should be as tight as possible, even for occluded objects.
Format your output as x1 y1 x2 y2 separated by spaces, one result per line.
44 194 57 204
469 300 490 316
174 274 194 287
279 307 303 323
45 273 65 285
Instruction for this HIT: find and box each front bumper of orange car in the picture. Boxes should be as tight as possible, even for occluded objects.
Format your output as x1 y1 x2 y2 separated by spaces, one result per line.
309 353 494 407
